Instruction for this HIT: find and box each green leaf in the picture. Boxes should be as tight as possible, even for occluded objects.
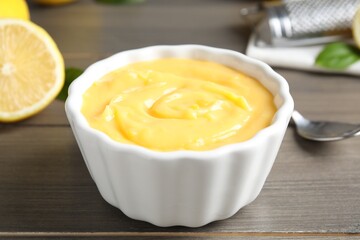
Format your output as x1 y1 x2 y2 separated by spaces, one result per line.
57 67 84 101
315 42 360 70
95 0 144 4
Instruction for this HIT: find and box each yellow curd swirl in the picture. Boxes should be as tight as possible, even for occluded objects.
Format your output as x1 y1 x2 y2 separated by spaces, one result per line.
81 59 276 151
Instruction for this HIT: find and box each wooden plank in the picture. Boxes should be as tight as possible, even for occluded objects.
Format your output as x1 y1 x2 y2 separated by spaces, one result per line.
29 0 252 55
278 69 360 122
9 100 69 126
0 126 359 233
0 233 359 239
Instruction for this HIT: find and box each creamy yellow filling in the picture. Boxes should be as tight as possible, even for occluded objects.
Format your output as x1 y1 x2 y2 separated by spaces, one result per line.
81 59 276 151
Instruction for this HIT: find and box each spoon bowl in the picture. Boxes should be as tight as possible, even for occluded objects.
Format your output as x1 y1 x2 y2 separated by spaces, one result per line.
291 110 360 141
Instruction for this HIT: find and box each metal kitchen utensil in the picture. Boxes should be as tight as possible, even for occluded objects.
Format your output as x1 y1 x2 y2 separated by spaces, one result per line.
241 0 360 46
291 110 360 141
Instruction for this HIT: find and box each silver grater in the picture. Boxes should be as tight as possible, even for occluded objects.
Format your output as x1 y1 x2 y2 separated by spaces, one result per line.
246 0 360 46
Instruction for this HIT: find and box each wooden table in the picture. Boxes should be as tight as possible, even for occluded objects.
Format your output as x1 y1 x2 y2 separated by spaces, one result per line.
1 0 360 239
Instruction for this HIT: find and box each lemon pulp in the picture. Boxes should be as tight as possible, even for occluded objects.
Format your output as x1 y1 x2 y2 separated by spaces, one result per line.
0 20 64 122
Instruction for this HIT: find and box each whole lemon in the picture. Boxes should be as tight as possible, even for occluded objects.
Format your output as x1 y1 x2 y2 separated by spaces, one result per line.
0 0 30 20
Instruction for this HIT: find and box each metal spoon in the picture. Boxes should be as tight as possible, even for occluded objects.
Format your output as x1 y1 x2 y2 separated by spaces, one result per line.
291 110 360 141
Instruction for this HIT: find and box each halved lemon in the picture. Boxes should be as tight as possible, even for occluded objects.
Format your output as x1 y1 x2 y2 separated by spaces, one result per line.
353 7 360 49
0 19 64 122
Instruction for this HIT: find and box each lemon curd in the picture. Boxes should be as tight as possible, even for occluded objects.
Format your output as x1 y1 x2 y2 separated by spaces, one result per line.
81 59 276 151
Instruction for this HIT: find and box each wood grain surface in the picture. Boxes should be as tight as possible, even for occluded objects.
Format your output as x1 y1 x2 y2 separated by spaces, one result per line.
0 0 359 239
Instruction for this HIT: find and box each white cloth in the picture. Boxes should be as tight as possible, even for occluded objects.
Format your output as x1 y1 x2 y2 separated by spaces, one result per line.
246 33 360 76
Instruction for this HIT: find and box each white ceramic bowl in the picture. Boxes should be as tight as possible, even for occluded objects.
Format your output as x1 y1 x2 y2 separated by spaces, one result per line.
65 45 294 227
